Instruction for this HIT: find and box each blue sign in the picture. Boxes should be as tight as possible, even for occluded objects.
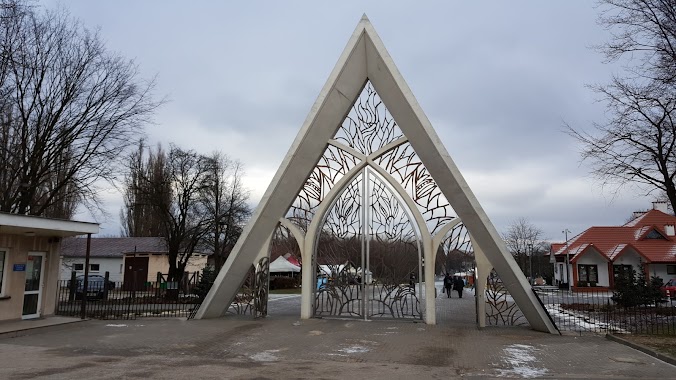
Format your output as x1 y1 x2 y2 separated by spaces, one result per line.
13 264 25 272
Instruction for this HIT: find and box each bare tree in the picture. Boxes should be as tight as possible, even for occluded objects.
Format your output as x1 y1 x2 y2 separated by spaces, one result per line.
202 152 251 271
502 217 543 277
0 1 160 218
121 144 211 282
567 1 676 210
160 146 213 282
120 140 170 237
597 0 676 84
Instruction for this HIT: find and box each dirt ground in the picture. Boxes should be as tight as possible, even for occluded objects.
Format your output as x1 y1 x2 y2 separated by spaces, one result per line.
619 334 676 359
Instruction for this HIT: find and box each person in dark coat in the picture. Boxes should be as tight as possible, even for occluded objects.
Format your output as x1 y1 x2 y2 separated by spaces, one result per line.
443 273 453 298
453 276 465 298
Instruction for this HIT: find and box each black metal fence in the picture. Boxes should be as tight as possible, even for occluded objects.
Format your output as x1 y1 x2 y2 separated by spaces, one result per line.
55 274 202 320
533 287 676 335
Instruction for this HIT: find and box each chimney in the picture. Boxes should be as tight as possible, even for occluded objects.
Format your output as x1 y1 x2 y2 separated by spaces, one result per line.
666 225 675 236
653 201 668 213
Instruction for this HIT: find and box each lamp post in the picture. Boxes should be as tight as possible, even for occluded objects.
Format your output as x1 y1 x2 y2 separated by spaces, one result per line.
563 229 571 291
527 243 533 285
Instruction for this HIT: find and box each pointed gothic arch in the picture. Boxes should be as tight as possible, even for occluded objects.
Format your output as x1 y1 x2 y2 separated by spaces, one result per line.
195 15 557 334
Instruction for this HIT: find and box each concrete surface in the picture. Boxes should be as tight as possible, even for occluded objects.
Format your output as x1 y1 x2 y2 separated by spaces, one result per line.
0 290 674 379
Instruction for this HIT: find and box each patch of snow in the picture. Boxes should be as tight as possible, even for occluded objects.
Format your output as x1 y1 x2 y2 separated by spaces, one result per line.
546 304 627 333
338 345 370 354
498 344 547 378
250 349 280 362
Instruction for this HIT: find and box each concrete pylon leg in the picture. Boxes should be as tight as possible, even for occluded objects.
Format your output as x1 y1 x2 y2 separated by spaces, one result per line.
254 232 273 264
423 238 435 324
472 236 492 328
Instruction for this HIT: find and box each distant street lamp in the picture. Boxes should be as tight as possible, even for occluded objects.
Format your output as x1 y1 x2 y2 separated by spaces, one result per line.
563 229 571 291
527 243 533 285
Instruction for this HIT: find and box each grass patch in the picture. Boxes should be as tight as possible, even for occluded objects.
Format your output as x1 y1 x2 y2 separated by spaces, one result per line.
620 335 676 359
269 288 301 295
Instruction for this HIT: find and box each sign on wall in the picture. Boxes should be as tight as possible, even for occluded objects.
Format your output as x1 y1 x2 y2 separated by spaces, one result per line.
13 264 26 271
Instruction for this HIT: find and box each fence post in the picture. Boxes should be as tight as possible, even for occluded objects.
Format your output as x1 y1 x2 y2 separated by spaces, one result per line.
103 271 110 300
156 271 162 298
69 271 77 303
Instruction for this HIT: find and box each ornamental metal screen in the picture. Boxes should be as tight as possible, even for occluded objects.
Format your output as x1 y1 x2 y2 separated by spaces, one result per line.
281 82 468 321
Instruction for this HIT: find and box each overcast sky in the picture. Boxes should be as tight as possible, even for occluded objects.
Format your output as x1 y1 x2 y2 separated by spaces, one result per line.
46 1 655 243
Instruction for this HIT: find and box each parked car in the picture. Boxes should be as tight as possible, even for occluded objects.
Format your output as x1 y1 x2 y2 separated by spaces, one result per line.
75 275 114 300
661 278 676 299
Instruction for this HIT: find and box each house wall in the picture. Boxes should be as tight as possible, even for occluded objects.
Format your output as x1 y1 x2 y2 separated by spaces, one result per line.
553 259 572 286
575 249 610 287
147 254 165 282
128 253 209 282
613 249 643 269
185 254 208 275
0 234 59 321
649 264 675 282
59 257 123 282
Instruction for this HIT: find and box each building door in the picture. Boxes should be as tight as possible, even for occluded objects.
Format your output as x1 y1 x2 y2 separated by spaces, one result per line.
22 252 45 319
123 257 149 291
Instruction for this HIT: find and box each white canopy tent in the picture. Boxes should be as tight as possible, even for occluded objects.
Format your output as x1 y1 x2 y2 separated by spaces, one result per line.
269 255 301 273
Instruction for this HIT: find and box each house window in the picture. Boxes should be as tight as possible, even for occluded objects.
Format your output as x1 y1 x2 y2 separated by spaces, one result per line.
90 264 100 272
0 250 7 296
74 263 84 271
668 265 676 275
578 264 598 283
613 265 633 281
645 229 666 239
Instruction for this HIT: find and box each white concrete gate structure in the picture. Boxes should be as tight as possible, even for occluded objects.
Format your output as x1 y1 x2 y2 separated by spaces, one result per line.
196 16 557 334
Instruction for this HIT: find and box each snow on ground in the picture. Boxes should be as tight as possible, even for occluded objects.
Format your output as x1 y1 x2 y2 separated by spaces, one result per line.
498 344 547 378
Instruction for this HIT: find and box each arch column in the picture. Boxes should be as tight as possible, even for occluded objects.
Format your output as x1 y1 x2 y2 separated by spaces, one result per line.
423 236 435 324
300 235 314 319
471 235 492 328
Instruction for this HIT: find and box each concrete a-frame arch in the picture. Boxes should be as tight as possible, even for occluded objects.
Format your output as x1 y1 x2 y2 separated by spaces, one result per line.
196 15 557 334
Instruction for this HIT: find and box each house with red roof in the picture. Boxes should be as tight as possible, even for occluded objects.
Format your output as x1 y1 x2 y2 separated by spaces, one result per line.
550 202 676 290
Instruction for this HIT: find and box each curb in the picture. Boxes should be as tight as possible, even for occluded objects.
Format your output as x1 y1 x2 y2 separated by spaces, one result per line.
606 334 676 366
0 319 86 339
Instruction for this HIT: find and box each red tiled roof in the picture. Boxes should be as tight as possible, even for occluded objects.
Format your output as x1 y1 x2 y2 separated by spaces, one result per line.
61 237 167 258
552 209 676 263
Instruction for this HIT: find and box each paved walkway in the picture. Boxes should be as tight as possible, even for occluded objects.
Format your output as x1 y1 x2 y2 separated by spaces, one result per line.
1 294 674 379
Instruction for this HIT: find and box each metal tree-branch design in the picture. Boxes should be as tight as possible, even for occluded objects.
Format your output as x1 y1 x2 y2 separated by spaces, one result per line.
253 257 269 319
283 81 452 321
485 270 526 326
227 265 255 315
313 173 422 320
368 174 422 319
287 144 360 230
314 177 363 317
226 258 270 317
333 82 404 155
374 142 456 235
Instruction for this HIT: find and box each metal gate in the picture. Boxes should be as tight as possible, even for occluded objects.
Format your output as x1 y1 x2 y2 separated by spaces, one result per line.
312 168 423 320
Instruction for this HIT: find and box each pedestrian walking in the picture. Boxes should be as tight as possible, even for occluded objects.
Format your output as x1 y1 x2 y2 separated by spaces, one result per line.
443 273 453 298
453 276 464 298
